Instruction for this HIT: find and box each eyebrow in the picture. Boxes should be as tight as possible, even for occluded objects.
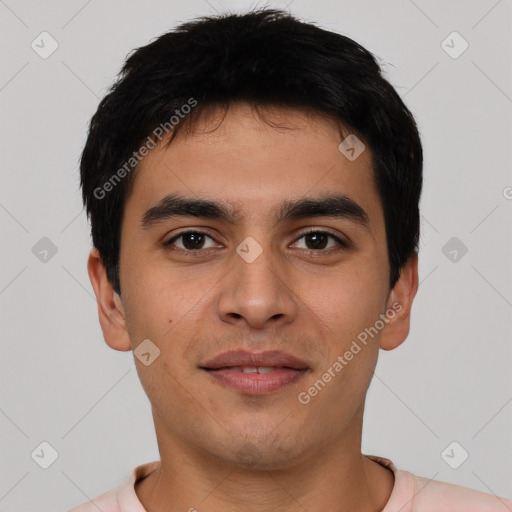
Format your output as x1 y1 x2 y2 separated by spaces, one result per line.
140 193 371 233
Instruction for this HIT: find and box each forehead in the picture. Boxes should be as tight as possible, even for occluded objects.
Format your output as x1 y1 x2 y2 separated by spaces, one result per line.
123 103 384 235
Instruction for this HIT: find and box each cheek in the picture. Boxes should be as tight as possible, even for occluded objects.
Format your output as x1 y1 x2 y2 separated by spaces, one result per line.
307 265 387 340
122 283 194 409
122 267 207 373
124 286 180 343
121 250 176 328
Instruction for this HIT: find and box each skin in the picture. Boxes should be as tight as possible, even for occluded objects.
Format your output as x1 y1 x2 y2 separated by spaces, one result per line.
88 102 418 512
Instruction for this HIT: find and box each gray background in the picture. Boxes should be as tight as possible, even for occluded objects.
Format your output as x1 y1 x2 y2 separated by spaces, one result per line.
0 0 511 511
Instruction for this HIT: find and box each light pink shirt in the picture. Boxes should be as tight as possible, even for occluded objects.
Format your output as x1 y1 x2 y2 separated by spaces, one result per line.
68 454 512 511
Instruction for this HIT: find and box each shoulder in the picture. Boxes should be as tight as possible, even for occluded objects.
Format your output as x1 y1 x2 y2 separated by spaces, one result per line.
366 455 512 512
67 489 118 512
410 472 512 512
66 460 160 512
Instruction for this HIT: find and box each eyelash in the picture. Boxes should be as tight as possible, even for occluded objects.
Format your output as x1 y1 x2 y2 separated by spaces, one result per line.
164 229 348 253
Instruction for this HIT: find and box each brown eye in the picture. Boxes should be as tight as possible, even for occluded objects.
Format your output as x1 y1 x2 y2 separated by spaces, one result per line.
165 231 217 251
304 232 329 250
291 231 347 251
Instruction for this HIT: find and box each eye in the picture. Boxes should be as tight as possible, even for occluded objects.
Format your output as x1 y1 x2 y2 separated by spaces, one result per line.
164 229 348 253
291 230 347 251
164 231 219 251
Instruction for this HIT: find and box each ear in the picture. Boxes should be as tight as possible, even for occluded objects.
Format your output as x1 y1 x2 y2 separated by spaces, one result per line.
379 252 419 351
87 247 132 351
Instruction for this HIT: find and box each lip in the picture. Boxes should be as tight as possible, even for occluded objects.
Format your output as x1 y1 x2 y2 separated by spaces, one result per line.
201 349 309 370
200 350 310 395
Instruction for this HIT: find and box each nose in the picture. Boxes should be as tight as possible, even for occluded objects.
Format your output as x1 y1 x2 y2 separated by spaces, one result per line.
216 241 298 329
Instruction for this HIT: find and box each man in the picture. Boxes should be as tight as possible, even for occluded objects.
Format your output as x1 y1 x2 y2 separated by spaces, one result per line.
70 8 512 512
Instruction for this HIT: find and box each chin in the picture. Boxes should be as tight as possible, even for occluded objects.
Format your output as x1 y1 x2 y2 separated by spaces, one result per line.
208 428 307 470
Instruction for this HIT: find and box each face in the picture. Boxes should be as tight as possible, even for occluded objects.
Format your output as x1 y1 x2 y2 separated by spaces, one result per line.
89 102 418 469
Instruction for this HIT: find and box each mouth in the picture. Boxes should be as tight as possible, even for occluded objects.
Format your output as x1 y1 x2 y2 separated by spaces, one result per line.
199 350 310 395
201 367 308 394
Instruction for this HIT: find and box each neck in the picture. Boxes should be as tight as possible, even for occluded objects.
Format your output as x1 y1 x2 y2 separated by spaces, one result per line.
135 409 394 512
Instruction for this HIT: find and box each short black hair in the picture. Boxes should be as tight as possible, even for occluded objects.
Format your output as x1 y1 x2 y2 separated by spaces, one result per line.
80 8 423 296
